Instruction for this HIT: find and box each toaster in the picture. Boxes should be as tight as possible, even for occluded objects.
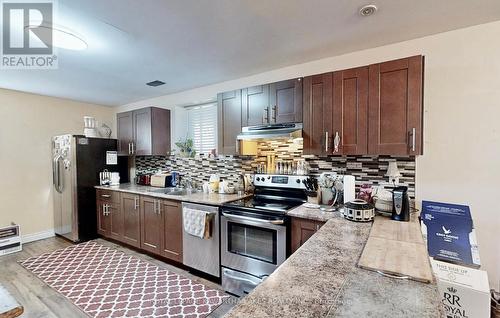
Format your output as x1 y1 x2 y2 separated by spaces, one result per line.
150 174 171 188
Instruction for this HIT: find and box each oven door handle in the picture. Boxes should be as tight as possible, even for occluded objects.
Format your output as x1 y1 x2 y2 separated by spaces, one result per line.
222 212 284 225
223 272 261 286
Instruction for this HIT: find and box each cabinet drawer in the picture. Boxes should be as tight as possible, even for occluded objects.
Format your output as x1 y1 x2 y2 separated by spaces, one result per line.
96 189 120 203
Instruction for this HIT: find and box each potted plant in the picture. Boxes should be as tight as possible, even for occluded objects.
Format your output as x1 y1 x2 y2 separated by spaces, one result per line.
175 138 196 158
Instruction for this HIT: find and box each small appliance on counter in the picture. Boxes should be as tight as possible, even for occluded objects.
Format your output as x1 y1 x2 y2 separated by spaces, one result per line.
342 199 375 222
391 186 410 222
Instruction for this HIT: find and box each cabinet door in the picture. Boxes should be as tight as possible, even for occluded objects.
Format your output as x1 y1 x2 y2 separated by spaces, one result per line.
96 201 110 237
269 78 303 124
302 73 333 155
133 107 152 155
150 107 171 155
291 218 325 254
217 90 242 155
116 111 133 155
242 84 270 126
140 196 162 255
368 56 423 155
332 67 369 155
108 202 123 241
121 193 141 248
160 200 183 262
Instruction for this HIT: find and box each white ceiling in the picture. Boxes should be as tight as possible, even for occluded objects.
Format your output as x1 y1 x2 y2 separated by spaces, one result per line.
1 0 500 106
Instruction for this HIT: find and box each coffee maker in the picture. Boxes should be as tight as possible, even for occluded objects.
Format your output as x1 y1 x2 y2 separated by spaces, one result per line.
391 186 410 222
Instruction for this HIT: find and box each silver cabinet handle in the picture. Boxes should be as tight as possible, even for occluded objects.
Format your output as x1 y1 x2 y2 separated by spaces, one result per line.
131 142 135 154
325 131 329 152
263 107 269 123
376 270 409 280
134 197 139 210
101 194 111 198
272 105 277 122
153 200 157 214
333 132 341 153
235 139 239 154
410 128 416 152
222 212 284 225
128 142 131 155
157 200 161 215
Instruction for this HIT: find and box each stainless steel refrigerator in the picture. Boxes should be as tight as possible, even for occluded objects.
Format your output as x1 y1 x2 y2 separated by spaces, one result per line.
52 134 125 242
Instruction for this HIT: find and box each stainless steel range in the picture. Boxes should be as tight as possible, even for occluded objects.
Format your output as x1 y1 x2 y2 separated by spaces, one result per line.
221 174 307 296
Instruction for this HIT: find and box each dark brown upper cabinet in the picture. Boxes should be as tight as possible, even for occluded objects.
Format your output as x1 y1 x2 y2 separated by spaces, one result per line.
116 107 171 156
368 55 423 155
217 90 242 155
302 73 333 156
242 85 270 126
269 78 303 124
332 66 369 155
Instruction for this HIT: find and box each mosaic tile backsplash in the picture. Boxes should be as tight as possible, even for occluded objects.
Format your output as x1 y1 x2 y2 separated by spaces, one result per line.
135 139 416 198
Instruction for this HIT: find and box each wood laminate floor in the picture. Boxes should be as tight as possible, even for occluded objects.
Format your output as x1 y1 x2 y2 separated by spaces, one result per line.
0 237 237 318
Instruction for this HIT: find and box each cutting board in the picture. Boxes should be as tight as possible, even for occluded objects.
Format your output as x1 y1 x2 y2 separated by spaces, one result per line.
358 216 433 283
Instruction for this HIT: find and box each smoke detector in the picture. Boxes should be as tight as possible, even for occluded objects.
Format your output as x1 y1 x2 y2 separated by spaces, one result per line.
359 4 378 17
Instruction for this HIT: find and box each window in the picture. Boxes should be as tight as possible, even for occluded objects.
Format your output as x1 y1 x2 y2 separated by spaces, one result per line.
187 103 217 154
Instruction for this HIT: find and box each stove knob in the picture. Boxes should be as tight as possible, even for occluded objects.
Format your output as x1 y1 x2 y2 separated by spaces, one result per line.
256 177 260 182
296 179 301 184
267 176 271 180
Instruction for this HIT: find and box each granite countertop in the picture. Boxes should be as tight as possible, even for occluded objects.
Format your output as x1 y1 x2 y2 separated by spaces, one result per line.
225 212 442 318
95 183 250 206
286 204 340 222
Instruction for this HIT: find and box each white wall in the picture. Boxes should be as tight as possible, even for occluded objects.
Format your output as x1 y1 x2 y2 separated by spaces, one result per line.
118 21 500 289
0 89 114 240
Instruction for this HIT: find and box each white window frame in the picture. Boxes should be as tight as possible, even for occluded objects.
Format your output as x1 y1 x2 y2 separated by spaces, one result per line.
186 103 218 154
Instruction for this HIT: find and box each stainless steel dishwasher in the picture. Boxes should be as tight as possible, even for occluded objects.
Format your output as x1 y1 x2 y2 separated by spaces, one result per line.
182 202 220 277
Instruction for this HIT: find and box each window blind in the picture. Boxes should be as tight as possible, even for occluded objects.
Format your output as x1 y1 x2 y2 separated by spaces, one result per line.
187 103 217 154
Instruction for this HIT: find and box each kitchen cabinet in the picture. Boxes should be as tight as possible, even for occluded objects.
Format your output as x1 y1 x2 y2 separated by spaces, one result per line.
302 73 333 155
368 55 423 155
217 90 242 155
331 66 369 155
117 111 133 156
242 79 303 126
140 196 163 255
269 78 303 124
242 85 270 126
116 107 171 156
290 217 325 254
160 200 183 262
121 193 141 248
96 200 110 237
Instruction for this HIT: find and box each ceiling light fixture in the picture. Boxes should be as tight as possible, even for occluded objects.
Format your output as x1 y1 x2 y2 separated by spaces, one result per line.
25 24 88 51
359 4 378 17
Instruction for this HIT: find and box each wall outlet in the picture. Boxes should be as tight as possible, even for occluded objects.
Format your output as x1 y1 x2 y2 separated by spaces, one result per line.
346 162 362 169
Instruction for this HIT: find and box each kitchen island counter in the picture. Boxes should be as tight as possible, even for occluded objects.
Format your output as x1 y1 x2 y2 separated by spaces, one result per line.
225 211 442 317
95 183 250 206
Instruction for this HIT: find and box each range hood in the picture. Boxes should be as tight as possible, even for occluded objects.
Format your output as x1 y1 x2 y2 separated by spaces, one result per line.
236 123 303 140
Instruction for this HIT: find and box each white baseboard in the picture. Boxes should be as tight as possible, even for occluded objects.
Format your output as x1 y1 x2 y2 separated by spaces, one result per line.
22 229 55 244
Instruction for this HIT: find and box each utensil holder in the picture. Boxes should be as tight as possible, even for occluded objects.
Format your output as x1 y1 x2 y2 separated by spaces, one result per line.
306 191 320 204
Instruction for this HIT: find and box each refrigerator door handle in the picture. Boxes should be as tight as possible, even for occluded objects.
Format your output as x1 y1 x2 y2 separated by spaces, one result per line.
57 156 64 193
53 155 59 190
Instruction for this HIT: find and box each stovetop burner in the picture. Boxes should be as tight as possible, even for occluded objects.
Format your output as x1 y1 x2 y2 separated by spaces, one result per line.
223 197 302 214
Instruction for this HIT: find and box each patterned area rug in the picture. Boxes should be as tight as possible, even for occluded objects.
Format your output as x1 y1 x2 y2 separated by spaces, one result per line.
19 241 229 318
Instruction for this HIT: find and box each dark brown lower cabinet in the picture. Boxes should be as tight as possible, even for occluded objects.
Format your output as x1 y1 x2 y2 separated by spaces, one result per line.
121 193 141 248
140 196 162 255
108 202 123 241
291 217 325 254
96 200 110 237
160 200 183 262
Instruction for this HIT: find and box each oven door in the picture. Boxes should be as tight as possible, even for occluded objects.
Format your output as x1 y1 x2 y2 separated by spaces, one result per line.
221 209 287 278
